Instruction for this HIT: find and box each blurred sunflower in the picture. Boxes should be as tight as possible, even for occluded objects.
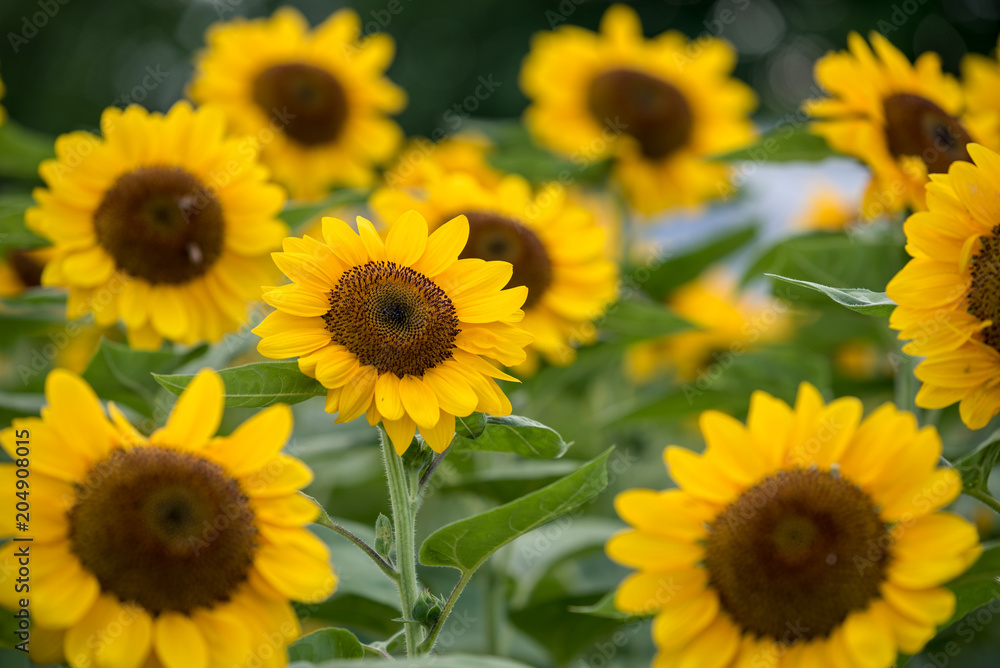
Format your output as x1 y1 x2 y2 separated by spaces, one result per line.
608 383 980 668
795 187 858 231
254 211 531 454
626 274 790 383
371 172 618 372
189 7 406 200
383 133 503 189
0 247 52 297
519 4 756 215
805 32 997 218
888 143 1000 429
0 368 336 668
27 102 287 350
962 35 1000 123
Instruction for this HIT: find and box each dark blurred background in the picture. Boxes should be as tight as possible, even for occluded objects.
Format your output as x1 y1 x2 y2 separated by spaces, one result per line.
1 0 998 141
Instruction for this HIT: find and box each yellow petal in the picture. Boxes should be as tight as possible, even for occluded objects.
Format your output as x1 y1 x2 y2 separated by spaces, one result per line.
664 447 742 505
244 455 313 498
614 568 708 615
154 613 208 668
45 369 117 463
375 372 405 420
206 404 292 477
421 411 455 453
650 588 720 651
398 375 441 428
384 414 417 455
151 368 223 449
384 210 428 266
256 527 337 602
337 365 377 422
322 217 367 266
412 214 469 277
357 217 386 261
605 530 703 570
841 606 896 668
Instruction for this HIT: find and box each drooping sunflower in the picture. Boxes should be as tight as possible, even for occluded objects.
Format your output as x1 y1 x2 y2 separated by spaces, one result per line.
0 368 336 668
519 4 757 215
887 143 1000 429
805 32 998 219
626 274 790 383
26 102 287 350
371 172 618 373
189 7 406 200
253 211 531 454
607 383 980 668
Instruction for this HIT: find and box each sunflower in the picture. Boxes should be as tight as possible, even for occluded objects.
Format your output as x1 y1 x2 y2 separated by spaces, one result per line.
253 211 531 454
0 247 53 297
0 368 336 668
370 172 617 373
189 7 406 200
795 187 858 231
383 133 503 190
607 382 980 667
26 102 287 350
962 36 1000 123
805 32 998 219
626 274 790 383
519 4 756 215
887 143 1000 429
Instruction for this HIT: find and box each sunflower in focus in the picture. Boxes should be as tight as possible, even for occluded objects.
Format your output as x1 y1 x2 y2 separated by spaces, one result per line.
0 368 336 668
383 133 503 190
26 102 287 350
607 383 980 667
805 32 997 218
254 211 531 454
371 172 618 373
888 143 1000 429
520 4 756 215
190 7 406 200
626 274 790 383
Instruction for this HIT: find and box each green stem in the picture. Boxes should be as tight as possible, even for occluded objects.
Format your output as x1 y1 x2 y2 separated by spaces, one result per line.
380 429 423 656
417 570 474 654
966 487 1000 516
309 498 398 582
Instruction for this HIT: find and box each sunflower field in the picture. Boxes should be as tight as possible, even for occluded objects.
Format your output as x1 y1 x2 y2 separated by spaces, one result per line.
3 0 1000 666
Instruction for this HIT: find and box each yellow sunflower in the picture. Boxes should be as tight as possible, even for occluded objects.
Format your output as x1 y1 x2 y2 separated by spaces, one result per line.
519 4 756 215
0 247 53 297
795 187 858 231
253 211 531 454
383 133 503 190
26 102 287 350
607 382 980 668
626 274 790 383
887 143 1000 429
0 368 336 668
805 32 998 219
371 172 618 373
189 7 406 200
962 36 1000 123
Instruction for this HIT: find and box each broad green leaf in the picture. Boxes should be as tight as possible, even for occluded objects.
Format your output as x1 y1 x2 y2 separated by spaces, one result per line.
420 448 613 575
82 339 208 417
287 628 365 662
0 193 47 252
280 189 369 231
0 121 54 181
442 459 582 504
944 541 1000 626
452 414 569 459
765 274 896 317
638 225 757 301
307 656 537 668
600 298 693 344
712 124 834 162
154 361 326 407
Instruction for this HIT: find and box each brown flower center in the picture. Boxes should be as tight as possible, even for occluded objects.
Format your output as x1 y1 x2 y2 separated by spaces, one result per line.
252 62 349 147
587 68 693 160
323 261 459 377
93 166 225 285
458 211 552 309
968 225 1000 352
6 250 45 288
704 468 890 643
68 447 257 615
883 93 972 174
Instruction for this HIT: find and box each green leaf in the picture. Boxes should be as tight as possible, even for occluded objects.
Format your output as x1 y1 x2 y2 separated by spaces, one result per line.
953 431 1000 494
712 124 834 162
0 120 55 180
154 361 326 407
600 298 693 344
454 412 487 439
82 339 208 417
420 448 613 575
280 189 369 232
287 628 365 662
374 513 393 559
944 541 1000 626
569 590 639 620
765 274 896 317
304 656 537 668
452 414 569 459
0 193 47 252
638 225 757 301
